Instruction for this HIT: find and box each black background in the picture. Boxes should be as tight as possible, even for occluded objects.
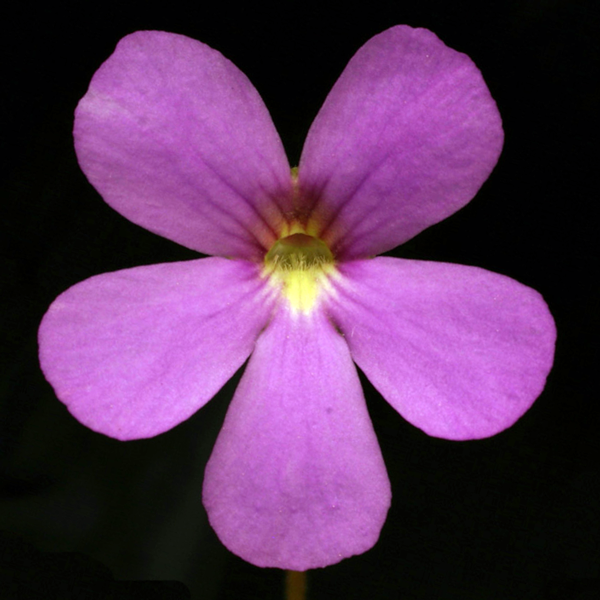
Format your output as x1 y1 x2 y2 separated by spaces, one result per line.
2 1 598 598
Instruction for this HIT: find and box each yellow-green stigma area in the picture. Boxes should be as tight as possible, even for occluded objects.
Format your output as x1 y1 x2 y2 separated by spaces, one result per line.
264 233 336 314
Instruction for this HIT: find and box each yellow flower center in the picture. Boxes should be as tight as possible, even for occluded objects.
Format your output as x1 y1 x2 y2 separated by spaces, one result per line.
264 232 336 314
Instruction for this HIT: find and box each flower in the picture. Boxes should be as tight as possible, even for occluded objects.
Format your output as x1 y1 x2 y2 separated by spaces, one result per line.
38 26 556 570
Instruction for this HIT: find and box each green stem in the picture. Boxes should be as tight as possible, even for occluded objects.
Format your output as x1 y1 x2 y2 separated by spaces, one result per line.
285 570 307 600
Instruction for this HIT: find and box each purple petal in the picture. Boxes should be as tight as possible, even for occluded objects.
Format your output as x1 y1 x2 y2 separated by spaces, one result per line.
328 258 556 440
38 258 273 440
298 25 504 259
203 307 391 570
74 31 293 260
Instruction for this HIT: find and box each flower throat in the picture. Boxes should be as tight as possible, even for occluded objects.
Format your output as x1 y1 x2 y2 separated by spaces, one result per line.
264 233 336 314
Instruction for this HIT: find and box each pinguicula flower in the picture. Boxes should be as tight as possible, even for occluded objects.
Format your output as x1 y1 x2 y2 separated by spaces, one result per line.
38 26 556 570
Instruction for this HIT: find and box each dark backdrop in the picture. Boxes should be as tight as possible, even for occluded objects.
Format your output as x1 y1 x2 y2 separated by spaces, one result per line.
2 1 598 599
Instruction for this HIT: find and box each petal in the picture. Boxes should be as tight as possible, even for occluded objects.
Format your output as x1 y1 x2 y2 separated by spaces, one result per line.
298 25 504 259
203 307 391 570
327 258 556 440
74 31 293 260
38 258 273 440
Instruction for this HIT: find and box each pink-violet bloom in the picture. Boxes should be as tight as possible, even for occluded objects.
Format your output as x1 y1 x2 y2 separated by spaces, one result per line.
38 26 556 570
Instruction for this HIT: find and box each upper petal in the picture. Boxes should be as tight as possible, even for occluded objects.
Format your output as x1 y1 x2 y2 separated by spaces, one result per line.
203 306 391 570
74 31 293 260
327 258 556 440
298 25 504 259
38 258 274 440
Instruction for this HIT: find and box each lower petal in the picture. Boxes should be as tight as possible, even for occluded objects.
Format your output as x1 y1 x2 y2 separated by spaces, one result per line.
203 306 391 570
38 258 273 440
328 257 556 440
